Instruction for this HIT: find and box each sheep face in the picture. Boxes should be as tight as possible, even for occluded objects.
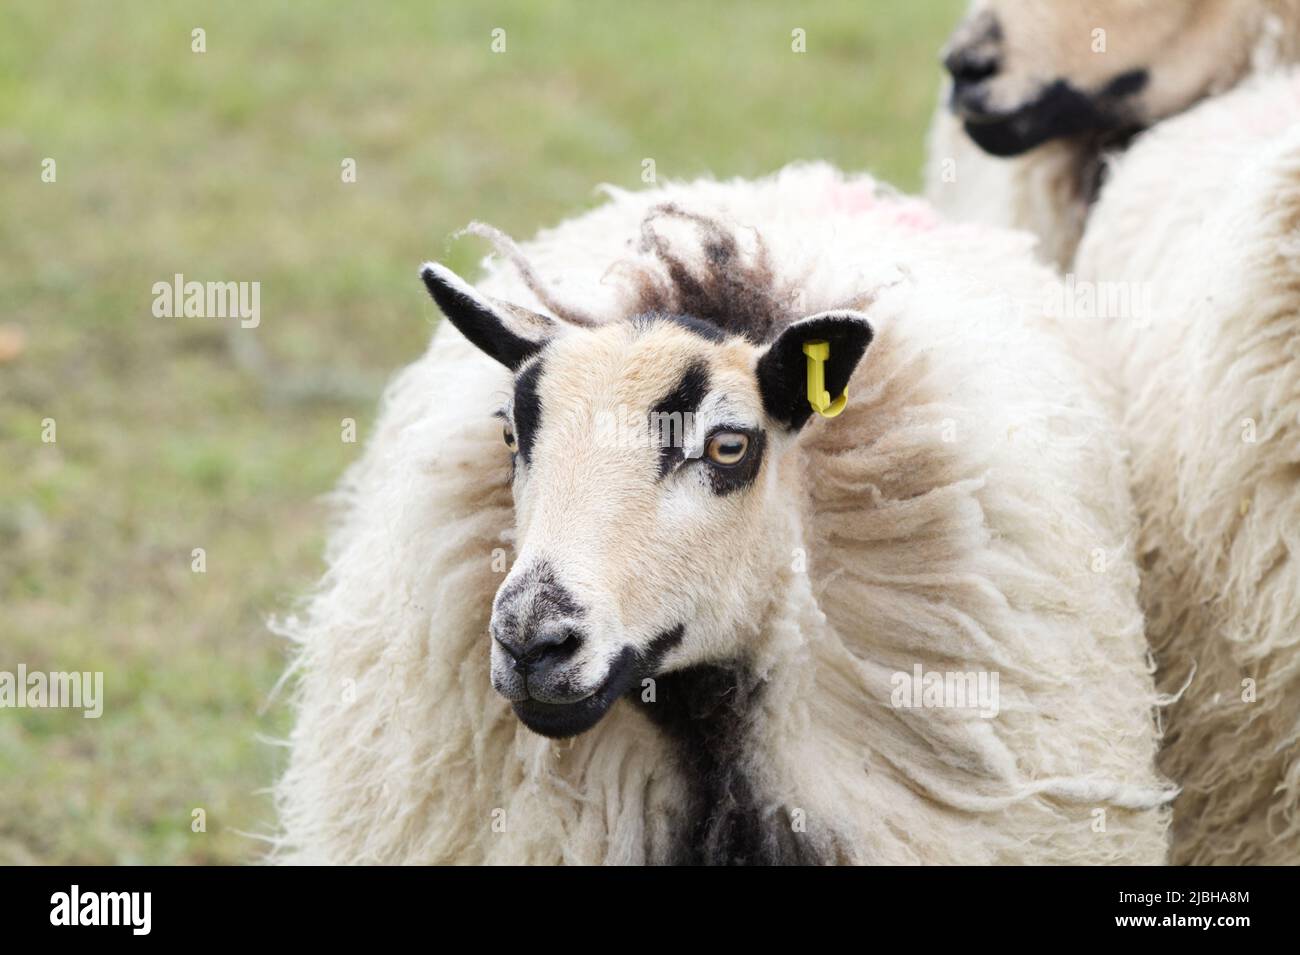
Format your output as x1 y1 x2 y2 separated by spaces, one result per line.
421 263 871 738
941 0 1251 156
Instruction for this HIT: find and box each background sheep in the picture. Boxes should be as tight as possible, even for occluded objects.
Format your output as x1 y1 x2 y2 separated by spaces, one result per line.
922 0 1300 865
924 0 1300 266
1073 72 1300 864
274 163 1173 864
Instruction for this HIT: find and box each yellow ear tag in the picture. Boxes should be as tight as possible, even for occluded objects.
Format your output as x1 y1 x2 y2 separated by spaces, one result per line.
802 340 848 418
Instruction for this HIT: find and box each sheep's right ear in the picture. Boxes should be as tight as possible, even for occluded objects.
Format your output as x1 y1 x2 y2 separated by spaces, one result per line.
756 311 874 430
420 262 556 370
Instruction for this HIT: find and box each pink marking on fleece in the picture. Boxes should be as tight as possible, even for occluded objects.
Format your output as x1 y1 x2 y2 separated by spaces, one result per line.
888 199 942 233
824 180 878 215
823 180 941 232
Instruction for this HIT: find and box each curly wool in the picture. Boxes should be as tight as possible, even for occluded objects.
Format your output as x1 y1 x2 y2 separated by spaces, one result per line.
1074 72 1300 864
272 163 1172 864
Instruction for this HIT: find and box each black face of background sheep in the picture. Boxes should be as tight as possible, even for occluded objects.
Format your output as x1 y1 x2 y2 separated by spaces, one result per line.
420 262 872 738
942 3 1155 156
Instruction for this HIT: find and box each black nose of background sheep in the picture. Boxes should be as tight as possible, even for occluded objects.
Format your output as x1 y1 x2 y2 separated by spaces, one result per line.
945 44 1001 118
944 45 999 87
942 10 1003 118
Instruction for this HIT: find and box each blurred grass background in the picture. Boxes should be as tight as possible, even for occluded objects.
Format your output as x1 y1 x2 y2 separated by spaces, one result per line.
0 0 961 863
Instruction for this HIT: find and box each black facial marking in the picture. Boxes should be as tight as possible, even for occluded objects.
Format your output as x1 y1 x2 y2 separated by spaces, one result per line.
964 80 1100 156
960 69 1150 158
510 624 683 739
513 646 638 738
650 361 710 477
512 358 545 465
631 659 823 865
660 313 731 343
1101 68 1149 100
757 314 873 431
639 623 686 669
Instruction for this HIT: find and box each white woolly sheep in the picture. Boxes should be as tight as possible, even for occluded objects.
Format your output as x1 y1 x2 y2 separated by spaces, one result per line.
925 0 1300 267
1072 72 1300 865
273 163 1173 864
923 0 1300 865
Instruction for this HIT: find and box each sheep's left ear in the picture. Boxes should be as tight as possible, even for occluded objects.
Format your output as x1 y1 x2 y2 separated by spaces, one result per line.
420 262 557 370
756 311 874 430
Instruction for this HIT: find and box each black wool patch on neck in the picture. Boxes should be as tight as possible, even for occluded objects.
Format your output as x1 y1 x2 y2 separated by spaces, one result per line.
632 658 823 865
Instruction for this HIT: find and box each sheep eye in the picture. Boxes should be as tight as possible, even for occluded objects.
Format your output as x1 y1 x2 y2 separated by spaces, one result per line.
503 424 517 452
705 431 749 466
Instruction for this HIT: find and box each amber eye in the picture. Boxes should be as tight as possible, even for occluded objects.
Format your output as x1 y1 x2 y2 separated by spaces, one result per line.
705 431 749 466
503 424 517 452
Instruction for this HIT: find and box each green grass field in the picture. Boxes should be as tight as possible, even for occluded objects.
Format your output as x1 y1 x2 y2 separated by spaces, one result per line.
0 0 962 863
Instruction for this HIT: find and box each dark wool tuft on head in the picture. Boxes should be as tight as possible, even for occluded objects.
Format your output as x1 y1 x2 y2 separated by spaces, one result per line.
466 205 809 344
625 204 802 343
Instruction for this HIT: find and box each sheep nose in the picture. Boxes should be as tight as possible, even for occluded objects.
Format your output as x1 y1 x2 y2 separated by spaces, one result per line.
943 45 999 86
495 623 583 678
945 45 1002 120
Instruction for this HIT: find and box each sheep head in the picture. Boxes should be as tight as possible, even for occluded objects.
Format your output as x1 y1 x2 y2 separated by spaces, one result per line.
941 0 1259 156
420 261 872 738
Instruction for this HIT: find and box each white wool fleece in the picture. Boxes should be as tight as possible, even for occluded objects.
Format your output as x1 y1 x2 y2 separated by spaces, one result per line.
272 163 1172 864
1074 71 1300 865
